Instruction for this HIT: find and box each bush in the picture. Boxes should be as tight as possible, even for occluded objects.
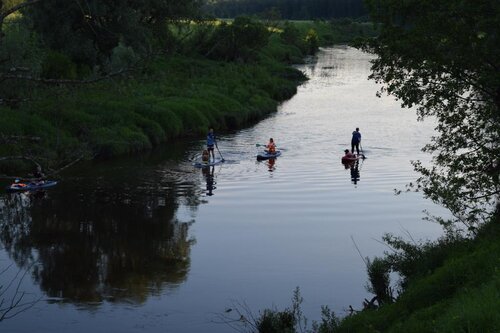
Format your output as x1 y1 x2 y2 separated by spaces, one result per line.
257 308 296 333
41 51 77 79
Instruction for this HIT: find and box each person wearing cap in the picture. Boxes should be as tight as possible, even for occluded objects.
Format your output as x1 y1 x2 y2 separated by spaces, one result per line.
351 127 361 155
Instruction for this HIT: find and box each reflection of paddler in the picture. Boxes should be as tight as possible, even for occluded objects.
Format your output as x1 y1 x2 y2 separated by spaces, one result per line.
202 166 216 196
267 157 276 172
350 160 360 185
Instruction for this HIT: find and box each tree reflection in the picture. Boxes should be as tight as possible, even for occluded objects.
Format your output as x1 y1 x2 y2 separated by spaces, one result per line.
0 179 196 305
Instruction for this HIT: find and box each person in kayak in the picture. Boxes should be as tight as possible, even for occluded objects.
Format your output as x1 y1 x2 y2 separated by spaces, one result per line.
265 138 276 154
33 165 46 185
206 128 216 161
351 127 361 155
13 179 27 188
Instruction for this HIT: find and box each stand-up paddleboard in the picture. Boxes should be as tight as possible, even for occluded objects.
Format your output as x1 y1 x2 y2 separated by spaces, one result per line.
256 150 282 161
193 159 224 168
6 180 58 192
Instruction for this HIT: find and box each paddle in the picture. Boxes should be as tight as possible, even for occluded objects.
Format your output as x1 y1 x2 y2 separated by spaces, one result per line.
359 142 366 159
215 141 225 162
255 143 286 151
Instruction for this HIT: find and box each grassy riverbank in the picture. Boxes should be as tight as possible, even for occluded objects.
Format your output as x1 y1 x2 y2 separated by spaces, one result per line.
253 212 500 333
0 18 375 174
335 213 500 333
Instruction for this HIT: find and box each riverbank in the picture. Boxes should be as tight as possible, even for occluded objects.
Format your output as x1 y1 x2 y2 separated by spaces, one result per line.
254 211 500 333
334 211 500 332
0 19 375 175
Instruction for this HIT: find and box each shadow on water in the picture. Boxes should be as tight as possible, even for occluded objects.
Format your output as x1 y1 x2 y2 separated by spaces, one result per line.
0 142 201 306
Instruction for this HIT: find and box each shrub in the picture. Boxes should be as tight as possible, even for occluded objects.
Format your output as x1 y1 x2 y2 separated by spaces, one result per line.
41 51 77 79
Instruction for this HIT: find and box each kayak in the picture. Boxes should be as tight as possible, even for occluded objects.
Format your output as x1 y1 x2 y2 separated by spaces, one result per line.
6 180 58 192
193 159 224 168
256 150 282 160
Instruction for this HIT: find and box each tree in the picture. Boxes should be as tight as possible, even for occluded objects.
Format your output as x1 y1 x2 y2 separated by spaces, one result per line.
205 16 270 62
0 0 202 170
24 0 202 67
361 0 500 232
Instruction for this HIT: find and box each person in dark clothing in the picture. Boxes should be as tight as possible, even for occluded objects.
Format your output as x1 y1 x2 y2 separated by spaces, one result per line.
351 127 361 155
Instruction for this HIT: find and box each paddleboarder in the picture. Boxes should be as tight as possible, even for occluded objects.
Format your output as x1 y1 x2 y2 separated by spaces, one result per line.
206 128 216 161
351 127 361 155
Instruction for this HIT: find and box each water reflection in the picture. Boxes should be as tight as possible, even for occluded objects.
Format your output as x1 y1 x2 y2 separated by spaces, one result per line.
0 171 196 305
202 166 217 196
267 158 277 172
342 159 363 186
350 160 361 185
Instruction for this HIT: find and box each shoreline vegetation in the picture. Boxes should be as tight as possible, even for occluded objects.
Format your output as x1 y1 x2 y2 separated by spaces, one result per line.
0 15 375 176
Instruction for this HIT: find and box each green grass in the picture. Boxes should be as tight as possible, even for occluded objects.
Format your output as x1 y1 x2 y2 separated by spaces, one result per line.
337 214 500 333
0 52 304 165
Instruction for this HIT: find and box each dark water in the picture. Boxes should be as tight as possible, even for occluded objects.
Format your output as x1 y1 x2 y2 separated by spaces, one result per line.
0 46 448 332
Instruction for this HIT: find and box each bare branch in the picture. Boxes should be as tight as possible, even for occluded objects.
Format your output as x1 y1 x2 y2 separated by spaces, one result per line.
0 262 41 322
45 154 85 176
0 156 41 169
0 66 134 85
351 235 368 267
0 135 41 144
0 0 43 22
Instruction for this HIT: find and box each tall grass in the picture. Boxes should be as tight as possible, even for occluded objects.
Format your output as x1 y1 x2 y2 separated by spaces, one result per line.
336 214 500 333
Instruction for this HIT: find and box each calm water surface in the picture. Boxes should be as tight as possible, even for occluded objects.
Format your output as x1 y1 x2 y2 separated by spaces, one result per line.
0 47 448 332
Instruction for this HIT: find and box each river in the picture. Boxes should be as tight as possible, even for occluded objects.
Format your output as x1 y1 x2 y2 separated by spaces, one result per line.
0 46 448 333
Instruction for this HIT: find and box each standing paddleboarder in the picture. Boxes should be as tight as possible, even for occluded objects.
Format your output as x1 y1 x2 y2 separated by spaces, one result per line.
206 128 216 162
351 127 361 155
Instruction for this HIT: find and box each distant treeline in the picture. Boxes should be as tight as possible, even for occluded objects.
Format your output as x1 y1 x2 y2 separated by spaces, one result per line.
203 0 367 19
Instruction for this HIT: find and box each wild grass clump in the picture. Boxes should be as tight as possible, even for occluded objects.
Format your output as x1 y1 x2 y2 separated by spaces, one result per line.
336 213 500 333
220 287 342 333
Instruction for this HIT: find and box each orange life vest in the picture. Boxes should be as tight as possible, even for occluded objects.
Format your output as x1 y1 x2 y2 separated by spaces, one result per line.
267 142 276 153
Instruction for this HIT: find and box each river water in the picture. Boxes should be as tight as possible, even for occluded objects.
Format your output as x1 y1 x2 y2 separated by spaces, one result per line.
0 46 448 332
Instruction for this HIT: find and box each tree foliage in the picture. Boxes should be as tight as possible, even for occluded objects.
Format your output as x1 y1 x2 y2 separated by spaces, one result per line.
0 0 202 107
201 16 270 62
23 0 202 67
204 0 367 20
361 0 500 232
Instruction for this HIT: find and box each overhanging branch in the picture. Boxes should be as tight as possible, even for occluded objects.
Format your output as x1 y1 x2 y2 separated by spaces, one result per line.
0 0 43 25
0 66 133 85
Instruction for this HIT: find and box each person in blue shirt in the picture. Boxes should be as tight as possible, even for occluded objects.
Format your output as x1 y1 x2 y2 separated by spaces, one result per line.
206 128 216 161
351 127 361 155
